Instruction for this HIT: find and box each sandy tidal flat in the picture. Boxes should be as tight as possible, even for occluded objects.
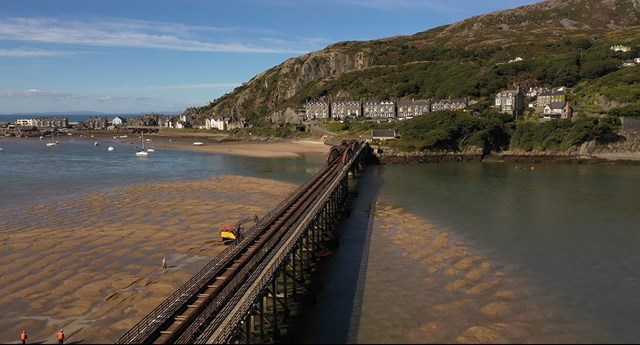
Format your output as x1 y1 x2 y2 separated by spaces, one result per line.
0 175 296 344
125 136 332 159
357 202 608 344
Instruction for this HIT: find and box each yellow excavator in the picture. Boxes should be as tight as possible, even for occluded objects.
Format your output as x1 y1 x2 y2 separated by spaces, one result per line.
220 214 259 244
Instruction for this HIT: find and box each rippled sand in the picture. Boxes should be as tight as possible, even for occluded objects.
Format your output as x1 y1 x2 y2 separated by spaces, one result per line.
0 175 295 344
357 202 607 344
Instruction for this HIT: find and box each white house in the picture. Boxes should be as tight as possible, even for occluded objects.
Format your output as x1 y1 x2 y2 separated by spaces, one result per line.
205 116 228 130
111 116 125 126
610 45 631 52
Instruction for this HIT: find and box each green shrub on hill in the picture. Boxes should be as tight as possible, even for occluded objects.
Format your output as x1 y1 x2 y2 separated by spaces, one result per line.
509 116 622 151
390 110 513 154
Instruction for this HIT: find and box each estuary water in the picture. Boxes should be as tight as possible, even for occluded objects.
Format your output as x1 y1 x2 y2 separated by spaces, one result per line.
2 136 640 343
0 137 325 210
357 163 640 343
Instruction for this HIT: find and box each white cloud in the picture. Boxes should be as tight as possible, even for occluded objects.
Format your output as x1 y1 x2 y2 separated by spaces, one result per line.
0 48 72 57
129 83 241 91
0 17 320 54
1 89 73 98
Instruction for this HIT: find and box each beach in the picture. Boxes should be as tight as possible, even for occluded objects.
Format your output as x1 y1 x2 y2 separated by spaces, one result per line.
96 132 334 159
0 175 299 344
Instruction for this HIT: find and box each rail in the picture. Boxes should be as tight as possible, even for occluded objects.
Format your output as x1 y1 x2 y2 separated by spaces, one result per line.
115 140 363 344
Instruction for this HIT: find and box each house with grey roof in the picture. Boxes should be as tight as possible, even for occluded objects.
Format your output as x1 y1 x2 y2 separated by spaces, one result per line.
495 88 525 118
304 100 330 120
542 102 572 120
396 99 430 120
363 100 395 120
331 100 361 119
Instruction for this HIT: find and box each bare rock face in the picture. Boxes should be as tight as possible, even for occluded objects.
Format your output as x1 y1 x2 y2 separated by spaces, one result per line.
270 107 301 125
208 49 371 121
579 140 597 155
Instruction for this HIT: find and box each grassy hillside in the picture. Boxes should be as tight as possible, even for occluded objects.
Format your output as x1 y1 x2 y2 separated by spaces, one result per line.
186 0 640 154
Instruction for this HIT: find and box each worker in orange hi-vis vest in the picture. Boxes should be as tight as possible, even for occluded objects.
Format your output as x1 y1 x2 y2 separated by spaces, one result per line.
20 330 28 344
57 329 65 344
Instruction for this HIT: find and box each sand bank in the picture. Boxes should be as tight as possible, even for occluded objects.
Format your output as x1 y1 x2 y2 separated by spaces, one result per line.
0 175 296 344
357 202 607 343
162 139 332 158
91 132 333 159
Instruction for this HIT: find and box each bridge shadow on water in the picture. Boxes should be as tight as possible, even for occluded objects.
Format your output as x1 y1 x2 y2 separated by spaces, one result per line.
281 165 384 344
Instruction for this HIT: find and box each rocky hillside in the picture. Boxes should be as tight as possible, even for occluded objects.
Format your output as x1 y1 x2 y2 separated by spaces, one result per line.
195 0 640 124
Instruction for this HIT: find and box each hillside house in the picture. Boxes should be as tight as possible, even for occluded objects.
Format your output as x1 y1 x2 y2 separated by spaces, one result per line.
495 88 525 118
536 87 567 114
396 99 430 120
304 100 330 120
331 100 361 119
610 45 631 52
542 102 572 120
205 116 228 130
430 98 467 112
363 100 395 120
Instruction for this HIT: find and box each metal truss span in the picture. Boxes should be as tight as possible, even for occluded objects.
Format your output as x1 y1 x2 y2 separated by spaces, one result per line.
115 140 365 344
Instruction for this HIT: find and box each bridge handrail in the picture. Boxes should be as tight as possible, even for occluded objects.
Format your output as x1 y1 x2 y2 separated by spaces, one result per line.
115 140 362 344
115 160 332 343
199 142 361 343
178 164 344 343
206 160 348 343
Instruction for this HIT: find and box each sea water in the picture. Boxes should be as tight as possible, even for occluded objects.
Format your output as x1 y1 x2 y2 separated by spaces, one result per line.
0 136 325 210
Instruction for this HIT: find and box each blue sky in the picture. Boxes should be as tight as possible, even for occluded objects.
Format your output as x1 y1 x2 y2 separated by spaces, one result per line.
0 0 541 115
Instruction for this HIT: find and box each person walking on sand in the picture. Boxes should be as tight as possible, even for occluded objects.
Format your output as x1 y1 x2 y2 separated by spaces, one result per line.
57 329 65 344
162 257 167 269
20 330 27 344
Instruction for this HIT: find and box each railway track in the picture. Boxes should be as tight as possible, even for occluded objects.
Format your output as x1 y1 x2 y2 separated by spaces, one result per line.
115 140 361 344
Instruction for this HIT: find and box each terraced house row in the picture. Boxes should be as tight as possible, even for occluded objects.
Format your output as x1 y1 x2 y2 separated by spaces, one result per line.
302 97 473 121
304 85 573 123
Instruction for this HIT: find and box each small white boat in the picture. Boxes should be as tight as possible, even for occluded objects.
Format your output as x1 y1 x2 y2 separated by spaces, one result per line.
46 131 57 146
107 146 114 151
135 132 149 156
193 141 204 146
146 148 155 152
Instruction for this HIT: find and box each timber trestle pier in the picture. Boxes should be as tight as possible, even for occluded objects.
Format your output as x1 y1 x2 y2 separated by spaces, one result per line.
115 140 367 344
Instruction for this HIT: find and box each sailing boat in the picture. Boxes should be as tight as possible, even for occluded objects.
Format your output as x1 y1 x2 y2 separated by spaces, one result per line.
46 130 57 147
135 132 148 156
